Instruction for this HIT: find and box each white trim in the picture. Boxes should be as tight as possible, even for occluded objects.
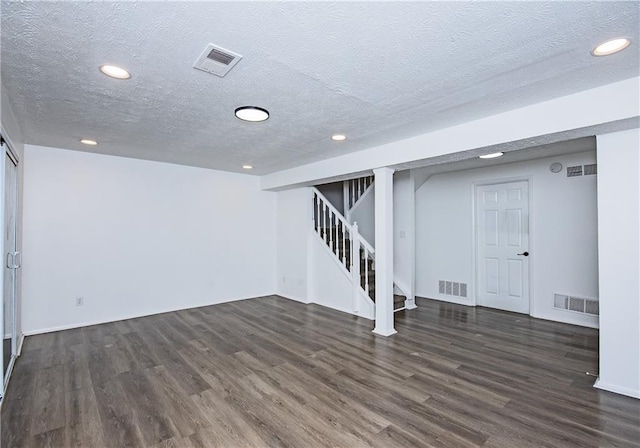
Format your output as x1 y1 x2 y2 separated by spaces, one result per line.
17 333 24 356
372 327 397 337
275 293 311 305
594 378 640 399
308 298 374 321
0 127 21 163
416 294 475 307
21 293 275 336
530 311 599 329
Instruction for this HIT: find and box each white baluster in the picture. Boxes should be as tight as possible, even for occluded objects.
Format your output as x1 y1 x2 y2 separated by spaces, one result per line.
323 203 328 243
329 210 334 250
341 221 346 266
351 180 355 208
352 222 360 312
316 192 320 233
364 246 369 295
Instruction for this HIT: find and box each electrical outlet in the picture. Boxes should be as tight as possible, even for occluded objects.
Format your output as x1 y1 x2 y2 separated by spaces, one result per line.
75 297 84 306
282 276 286 284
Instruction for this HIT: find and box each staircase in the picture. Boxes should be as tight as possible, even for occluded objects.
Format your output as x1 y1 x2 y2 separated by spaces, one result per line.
312 181 407 313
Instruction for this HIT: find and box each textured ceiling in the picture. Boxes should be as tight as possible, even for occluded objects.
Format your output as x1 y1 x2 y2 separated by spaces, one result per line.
1 1 638 175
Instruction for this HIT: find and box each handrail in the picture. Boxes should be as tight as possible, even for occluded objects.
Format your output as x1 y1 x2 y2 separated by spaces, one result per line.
312 187 351 231
356 232 374 255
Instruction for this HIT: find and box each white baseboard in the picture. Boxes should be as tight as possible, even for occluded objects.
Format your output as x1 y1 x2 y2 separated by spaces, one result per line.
372 327 397 337
17 333 24 356
594 378 640 399
275 292 311 304
22 293 276 336
416 294 475 307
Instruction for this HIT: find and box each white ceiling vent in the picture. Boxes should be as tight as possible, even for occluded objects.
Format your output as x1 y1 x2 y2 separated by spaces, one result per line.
193 44 242 77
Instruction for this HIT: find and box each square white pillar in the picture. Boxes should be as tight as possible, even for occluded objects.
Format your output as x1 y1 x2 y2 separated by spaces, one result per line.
594 128 640 399
373 167 396 336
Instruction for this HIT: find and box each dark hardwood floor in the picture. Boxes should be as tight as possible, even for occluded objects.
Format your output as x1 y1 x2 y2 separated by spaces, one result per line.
1 296 639 447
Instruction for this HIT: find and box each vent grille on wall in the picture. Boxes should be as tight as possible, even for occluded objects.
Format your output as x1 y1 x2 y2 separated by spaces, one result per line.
193 44 242 77
439 280 467 298
566 164 597 178
566 166 583 177
554 293 599 316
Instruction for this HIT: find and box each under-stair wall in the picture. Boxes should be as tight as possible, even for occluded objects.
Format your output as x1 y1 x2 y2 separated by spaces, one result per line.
275 186 374 318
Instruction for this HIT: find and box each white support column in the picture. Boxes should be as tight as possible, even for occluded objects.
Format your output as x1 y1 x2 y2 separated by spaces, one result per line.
594 128 640 399
373 167 396 336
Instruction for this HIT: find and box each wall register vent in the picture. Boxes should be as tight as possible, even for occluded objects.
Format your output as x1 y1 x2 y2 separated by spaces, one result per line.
554 293 599 316
439 280 468 298
566 164 597 178
193 44 242 77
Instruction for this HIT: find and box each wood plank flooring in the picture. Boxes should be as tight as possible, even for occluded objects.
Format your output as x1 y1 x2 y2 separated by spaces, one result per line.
2 296 639 447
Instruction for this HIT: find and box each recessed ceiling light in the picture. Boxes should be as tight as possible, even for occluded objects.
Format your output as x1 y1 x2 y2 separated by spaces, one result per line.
235 106 269 122
99 64 131 79
242 165 253 170
331 134 347 141
592 38 631 56
479 152 504 159
80 139 98 146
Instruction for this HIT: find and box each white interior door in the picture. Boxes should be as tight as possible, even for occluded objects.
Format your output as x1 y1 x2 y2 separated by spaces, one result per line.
476 181 530 314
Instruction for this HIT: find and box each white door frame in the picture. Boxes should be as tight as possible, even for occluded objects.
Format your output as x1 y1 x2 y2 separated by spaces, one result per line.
471 176 534 315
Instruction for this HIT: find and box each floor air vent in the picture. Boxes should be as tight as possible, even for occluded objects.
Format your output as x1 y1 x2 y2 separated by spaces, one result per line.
554 293 599 316
193 44 242 77
439 280 467 298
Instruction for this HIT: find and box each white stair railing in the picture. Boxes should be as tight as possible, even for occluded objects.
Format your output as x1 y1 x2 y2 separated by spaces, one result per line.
352 222 375 301
312 188 352 273
312 186 416 320
343 175 374 212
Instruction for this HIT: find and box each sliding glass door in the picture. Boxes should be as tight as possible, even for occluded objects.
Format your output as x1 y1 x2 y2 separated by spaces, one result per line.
1 141 19 395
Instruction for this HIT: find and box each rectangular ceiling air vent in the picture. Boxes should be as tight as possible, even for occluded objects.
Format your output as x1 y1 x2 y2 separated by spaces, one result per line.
193 44 242 78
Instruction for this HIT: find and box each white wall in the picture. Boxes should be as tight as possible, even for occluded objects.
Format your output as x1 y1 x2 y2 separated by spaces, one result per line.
22 145 277 334
308 234 356 315
316 182 344 215
276 188 311 303
416 150 599 328
349 187 375 244
595 129 640 399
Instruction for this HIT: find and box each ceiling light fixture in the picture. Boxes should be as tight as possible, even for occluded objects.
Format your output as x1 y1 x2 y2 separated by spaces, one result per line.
235 106 269 122
242 165 253 170
80 139 98 146
99 64 131 79
331 134 347 141
592 38 631 56
479 152 504 159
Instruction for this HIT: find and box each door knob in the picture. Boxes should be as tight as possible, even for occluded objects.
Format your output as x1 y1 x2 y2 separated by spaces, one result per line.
517 251 529 257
